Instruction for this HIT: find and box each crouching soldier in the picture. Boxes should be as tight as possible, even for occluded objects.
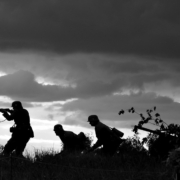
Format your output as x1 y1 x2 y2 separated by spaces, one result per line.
2 101 34 157
54 124 89 153
87 115 122 156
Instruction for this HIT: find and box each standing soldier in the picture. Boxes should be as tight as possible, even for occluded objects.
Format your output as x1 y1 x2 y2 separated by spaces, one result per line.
87 115 121 156
2 101 34 157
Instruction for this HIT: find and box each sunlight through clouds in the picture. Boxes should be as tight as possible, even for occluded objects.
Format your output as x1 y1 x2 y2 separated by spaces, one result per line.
35 76 71 87
0 72 6 77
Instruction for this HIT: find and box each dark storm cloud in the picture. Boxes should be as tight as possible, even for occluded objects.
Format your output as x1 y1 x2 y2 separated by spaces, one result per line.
0 67 178 102
0 0 180 57
85 59 161 74
0 70 176 102
0 70 123 101
0 70 75 102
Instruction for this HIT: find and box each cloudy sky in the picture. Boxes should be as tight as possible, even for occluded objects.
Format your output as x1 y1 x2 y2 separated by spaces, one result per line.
0 0 180 153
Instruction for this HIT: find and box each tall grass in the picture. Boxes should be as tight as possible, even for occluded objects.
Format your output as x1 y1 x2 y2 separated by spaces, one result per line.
0 148 174 180
0 134 175 180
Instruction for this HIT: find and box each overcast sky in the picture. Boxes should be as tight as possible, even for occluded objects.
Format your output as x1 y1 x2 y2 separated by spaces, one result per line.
0 0 180 152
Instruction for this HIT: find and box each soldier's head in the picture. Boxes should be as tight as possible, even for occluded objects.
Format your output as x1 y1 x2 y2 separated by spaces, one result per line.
88 115 99 126
11 101 23 110
54 124 64 136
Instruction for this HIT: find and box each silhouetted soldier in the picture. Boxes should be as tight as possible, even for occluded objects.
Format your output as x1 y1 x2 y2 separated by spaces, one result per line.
88 115 121 156
54 124 87 152
2 101 34 157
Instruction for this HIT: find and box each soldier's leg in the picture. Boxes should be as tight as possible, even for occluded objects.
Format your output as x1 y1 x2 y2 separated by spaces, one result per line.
3 137 16 156
15 136 30 157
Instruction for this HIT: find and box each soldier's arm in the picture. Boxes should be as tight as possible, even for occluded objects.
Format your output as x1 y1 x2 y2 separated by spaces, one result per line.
2 110 14 121
91 139 103 151
91 127 108 151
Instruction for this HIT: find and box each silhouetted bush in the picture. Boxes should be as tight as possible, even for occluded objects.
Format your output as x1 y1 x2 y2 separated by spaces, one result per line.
119 106 180 160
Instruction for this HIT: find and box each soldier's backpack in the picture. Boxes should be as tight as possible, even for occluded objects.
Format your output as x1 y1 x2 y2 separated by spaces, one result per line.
77 132 91 150
111 128 124 138
77 132 86 142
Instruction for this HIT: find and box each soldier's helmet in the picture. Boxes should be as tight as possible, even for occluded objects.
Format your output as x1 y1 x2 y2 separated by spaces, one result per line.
11 101 23 109
87 115 99 123
54 124 63 132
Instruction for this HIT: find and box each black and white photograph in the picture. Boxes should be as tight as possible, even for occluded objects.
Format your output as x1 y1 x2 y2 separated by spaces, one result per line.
0 0 179 179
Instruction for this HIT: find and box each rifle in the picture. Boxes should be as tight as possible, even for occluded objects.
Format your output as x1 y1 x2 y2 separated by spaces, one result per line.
0 108 8 113
134 125 163 135
0 109 10 123
134 125 178 137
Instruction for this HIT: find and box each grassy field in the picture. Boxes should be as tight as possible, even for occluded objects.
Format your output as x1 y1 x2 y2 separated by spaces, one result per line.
0 149 174 180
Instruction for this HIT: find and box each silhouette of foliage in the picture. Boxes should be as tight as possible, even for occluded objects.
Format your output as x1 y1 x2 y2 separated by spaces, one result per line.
118 134 147 156
119 107 180 159
166 147 180 178
119 106 180 136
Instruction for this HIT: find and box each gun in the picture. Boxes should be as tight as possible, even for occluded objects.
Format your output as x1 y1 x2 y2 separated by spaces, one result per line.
0 108 10 113
133 125 162 135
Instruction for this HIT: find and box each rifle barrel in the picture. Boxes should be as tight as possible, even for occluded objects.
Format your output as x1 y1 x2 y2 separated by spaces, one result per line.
134 125 162 135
